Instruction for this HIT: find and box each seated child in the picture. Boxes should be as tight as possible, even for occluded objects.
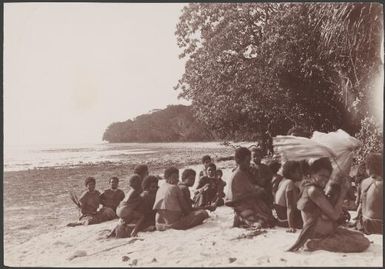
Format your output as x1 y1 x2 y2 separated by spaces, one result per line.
99 177 125 218
214 169 226 207
68 177 115 226
198 155 212 179
354 162 368 209
153 167 209 231
193 163 219 211
249 147 274 208
138 175 159 232
178 169 196 210
133 164 149 192
273 161 303 232
110 174 144 238
356 153 383 234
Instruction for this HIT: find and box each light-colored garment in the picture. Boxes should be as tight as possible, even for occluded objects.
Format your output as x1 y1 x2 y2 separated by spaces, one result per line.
153 182 189 212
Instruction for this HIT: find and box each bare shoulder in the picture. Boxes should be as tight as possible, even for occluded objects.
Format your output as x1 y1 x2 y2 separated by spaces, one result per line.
307 185 323 199
285 180 295 191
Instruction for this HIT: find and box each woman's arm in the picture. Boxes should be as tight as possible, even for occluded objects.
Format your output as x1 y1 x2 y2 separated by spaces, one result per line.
130 214 145 237
308 186 340 221
285 189 297 232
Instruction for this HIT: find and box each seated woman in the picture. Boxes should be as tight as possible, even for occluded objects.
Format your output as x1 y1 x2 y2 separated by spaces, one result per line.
273 161 303 232
225 147 275 229
288 157 370 253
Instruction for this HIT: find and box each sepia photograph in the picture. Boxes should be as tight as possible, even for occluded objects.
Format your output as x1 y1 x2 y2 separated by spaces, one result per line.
3 2 383 267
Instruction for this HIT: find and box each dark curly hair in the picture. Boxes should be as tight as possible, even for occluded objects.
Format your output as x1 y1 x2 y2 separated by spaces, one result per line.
84 177 96 186
142 175 159 191
309 157 333 175
234 147 251 164
282 161 301 181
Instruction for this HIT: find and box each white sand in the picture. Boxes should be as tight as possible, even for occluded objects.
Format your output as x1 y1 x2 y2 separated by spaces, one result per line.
4 163 383 267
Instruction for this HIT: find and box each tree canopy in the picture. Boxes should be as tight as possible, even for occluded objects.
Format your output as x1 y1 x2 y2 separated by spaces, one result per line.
175 3 383 146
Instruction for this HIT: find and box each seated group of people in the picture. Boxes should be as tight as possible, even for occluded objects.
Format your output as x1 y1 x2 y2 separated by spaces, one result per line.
69 156 227 238
226 146 382 252
69 147 382 252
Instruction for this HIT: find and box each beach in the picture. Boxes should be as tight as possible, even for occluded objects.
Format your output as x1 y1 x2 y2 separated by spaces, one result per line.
4 143 235 249
3 143 383 267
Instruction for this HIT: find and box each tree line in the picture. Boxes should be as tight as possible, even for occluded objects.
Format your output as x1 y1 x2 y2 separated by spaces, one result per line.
174 2 383 159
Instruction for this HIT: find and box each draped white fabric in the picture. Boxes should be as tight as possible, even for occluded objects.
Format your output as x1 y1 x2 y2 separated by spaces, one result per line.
273 129 361 177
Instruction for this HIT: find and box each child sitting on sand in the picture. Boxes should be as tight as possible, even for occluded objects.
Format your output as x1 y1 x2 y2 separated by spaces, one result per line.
100 177 125 216
273 161 303 232
249 147 274 208
139 175 159 232
356 153 383 234
193 163 219 211
214 169 226 207
153 167 209 231
110 174 144 238
178 169 196 209
68 177 115 226
199 155 212 179
133 164 149 192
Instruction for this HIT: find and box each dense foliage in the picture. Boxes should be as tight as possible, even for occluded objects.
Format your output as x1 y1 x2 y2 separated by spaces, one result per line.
102 105 214 143
175 2 383 157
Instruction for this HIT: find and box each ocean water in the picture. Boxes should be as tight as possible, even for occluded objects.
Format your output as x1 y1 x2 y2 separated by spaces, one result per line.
3 142 229 172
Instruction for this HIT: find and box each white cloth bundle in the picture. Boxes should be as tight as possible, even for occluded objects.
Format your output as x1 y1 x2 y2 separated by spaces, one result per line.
273 129 361 177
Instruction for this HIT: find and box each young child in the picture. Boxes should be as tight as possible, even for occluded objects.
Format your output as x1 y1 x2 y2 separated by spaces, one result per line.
249 147 274 208
193 163 219 211
138 175 159 232
133 164 149 192
153 167 209 231
357 153 383 234
111 174 144 238
273 161 303 232
100 177 125 217
199 155 212 179
77 177 103 225
214 169 226 207
178 169 196 210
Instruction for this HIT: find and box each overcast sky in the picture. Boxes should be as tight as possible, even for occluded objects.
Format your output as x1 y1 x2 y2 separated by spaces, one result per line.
4 3 189 146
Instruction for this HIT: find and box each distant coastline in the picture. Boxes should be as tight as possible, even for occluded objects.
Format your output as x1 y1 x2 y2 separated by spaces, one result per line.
102 105 215 143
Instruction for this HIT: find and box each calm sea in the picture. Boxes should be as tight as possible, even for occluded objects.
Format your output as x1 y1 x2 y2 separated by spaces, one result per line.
3 142 230 172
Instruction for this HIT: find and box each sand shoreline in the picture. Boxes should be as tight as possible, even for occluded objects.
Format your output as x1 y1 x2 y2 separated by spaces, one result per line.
4 146 234 248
